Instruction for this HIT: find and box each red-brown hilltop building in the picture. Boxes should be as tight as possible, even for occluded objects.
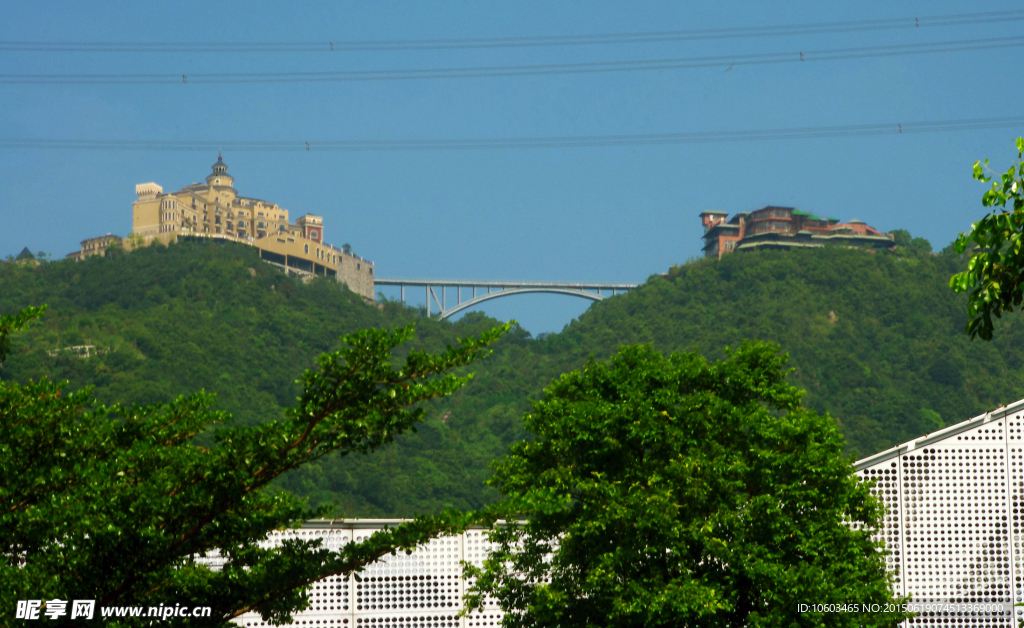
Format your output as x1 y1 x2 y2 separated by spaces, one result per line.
699 205 894 259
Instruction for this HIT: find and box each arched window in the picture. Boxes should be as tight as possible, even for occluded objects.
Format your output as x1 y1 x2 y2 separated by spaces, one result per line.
304 244 309 254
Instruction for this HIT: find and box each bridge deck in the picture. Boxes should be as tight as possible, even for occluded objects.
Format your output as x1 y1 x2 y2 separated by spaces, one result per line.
375 278 638 290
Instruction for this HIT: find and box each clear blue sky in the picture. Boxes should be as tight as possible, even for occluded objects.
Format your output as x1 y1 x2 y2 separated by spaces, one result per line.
2 1 1022 334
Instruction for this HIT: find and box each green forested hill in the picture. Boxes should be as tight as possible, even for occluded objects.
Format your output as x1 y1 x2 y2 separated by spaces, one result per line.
0 242 513 516
4 240 1024 517
528 246 1024 455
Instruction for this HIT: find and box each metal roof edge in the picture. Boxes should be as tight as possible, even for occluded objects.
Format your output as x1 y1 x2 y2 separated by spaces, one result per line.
853 397 1024 470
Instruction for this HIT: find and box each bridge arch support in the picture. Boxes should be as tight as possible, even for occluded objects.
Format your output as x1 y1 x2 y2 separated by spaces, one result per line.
438 287 603 320
373 279 637 320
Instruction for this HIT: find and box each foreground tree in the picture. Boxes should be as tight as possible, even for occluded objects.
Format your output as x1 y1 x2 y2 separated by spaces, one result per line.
467 342 905 628
950 137 1024 340
0 306 507 625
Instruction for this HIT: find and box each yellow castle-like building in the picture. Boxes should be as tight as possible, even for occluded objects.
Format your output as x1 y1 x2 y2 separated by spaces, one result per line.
71 156 374 300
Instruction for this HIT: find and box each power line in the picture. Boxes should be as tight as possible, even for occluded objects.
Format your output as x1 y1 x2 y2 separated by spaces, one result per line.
2 116 1021 152
1 10 1021 53
3 36 1022 84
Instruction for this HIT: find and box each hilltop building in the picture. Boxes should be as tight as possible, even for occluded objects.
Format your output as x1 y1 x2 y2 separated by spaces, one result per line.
68 234 122 261
69 157 374 300
700 206 894 259
8 247 43 267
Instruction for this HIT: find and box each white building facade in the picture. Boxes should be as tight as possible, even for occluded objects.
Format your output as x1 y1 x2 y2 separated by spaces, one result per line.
855 398 1024 627
217 522 502 628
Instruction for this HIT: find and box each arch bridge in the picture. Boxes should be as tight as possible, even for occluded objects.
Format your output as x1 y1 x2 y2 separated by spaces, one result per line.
374 278 638 320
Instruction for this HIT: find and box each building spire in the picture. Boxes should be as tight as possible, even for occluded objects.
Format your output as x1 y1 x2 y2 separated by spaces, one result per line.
208 153 232 185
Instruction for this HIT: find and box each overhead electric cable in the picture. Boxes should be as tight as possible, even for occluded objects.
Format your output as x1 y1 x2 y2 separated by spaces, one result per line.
2 116 1021 152
2 36 1021 84
1 10 1022 52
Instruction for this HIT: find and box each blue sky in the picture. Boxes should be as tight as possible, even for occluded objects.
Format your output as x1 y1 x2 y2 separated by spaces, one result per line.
2 1 1022 334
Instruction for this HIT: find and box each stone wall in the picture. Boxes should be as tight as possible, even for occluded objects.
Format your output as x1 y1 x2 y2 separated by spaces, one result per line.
337 252 375 301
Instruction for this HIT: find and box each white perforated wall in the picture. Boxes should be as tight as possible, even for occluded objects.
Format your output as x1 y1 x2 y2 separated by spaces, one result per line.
233 527 353 628
462 529 500 613
229 524 494 628
855 400 1024 627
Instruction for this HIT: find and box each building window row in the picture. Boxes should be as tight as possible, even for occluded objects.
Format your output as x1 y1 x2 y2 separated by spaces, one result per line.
750 221 792 234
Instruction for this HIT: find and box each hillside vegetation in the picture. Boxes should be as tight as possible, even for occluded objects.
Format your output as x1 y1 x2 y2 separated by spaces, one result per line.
3 239 1024 516
0 242 511 516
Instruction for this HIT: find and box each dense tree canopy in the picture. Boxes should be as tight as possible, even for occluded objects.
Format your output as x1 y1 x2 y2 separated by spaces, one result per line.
467 342 905 628
950 137 1024 340
0 305 506 625
890 228 932 254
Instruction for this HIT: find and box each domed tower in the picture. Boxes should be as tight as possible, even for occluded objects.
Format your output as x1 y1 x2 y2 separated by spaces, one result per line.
205 153 235 188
